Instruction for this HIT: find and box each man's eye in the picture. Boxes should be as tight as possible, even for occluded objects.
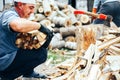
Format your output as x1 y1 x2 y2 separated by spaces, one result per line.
29 6 34 9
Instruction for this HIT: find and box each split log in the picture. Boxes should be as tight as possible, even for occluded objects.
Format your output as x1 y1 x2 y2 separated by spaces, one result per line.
109 45 120 54
78 44 95 78
52 44 95 80
87 64 101 80
80 25 96 50
106 56 120 71
98 36 120 51
99 73 112 80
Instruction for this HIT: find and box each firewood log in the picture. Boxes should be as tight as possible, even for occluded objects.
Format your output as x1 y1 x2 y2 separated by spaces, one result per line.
98 36 120 51
47 11 57 20
49 0 59 11
67 11 78 25
87 64 101 80
15 30 46 50
55 1 68 10
99 73 111 80
42 0 51 16
80 25 96 50
80 14 91 25
57 10 68 18
38 6 44 13
109 45 120 54
60 26 77 38
52 16 72 27
65 36 76 42
65 42 77 50
34 13 45 22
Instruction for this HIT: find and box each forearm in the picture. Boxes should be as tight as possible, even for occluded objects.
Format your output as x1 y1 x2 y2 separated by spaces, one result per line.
10 18 41 32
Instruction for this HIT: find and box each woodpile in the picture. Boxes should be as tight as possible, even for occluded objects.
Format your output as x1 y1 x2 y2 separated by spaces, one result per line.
17 0 120 80
44 25 120 80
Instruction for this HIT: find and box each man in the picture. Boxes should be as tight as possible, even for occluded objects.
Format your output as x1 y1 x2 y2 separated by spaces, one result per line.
0 0 53 79
93 0 120 27
68 0 76 8
92 0 106 13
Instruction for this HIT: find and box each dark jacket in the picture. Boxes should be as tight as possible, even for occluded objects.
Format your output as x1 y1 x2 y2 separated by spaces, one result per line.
93 0 120 27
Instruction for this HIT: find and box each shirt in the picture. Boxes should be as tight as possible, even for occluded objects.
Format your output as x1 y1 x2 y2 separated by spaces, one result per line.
0 8 19 71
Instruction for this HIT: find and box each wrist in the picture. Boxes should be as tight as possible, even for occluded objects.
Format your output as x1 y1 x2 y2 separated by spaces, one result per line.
92 8 97 13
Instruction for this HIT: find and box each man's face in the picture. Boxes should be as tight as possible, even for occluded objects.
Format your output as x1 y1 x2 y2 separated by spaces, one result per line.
20 3 35 18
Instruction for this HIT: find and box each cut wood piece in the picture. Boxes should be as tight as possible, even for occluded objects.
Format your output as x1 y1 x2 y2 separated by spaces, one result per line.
99 72 111 80
40 19 51 27
109 45 120 54
50 40 65 49
80 14 91 25
99 34 116 42
113 43 120 48
80 25 96 50
50 33 65 49
106 56 120 71
55 1 68 10
16 30 46 50
87 64 101 80
42 0 51 16
92 45 102 63
67 11 78 25
49 0 59 11
65 36 76 42
112 71 120 80
79 44 95 77
34 2 41 13
65 42 77 50
98 36 120 51
52 16 72 27
34 13 45 22
38 6 44 13
57 10 69 18
52 57 87 80
67 70 75 80
73 21 82 27
47 11 57 20
60 26 77 38
52 44 95 80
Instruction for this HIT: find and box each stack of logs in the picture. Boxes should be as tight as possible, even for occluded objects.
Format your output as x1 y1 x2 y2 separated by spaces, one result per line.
26 0 93 50
20 0 120 80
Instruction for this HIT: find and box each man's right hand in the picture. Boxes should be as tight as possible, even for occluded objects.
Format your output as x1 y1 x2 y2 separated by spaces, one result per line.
39 24 54 48
39 24 51 35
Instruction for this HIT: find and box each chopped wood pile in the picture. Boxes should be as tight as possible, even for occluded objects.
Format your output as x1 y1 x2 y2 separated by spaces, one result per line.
19 0 120 80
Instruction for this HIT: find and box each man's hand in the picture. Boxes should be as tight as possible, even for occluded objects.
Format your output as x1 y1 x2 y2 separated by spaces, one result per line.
39 24 54 48
39 24 51 35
